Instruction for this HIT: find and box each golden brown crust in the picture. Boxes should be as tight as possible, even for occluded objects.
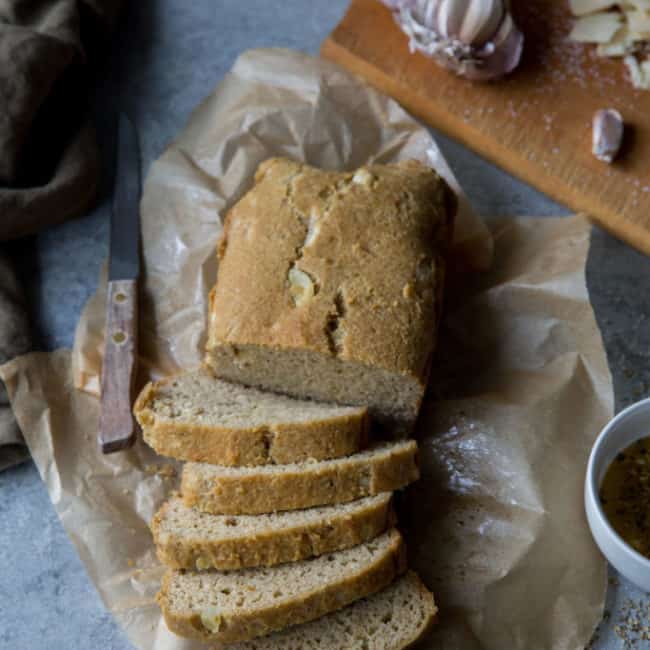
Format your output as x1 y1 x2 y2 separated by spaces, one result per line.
151 495 396 570
134 372 369 466
156 530 407 644
206 157 453 378
180 442 419 515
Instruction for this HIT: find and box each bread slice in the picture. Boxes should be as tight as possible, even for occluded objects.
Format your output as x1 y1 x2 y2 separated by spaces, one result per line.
181 440 419 515
134 367 368 466
152 493 395 570
157 528 406 644
205 158 455 436
227 571 437 650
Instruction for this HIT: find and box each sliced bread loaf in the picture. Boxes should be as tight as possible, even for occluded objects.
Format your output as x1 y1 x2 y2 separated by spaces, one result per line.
157 528 406 644
227 571 437 650
134 367 368 466
181 440 419 515
152 493 395 570
205 158 455 436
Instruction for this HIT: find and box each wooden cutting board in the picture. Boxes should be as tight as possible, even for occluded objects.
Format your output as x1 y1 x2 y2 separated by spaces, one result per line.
322 0 650 255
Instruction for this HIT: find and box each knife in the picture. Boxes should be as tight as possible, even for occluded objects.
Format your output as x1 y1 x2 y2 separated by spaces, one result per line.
99 113 141 453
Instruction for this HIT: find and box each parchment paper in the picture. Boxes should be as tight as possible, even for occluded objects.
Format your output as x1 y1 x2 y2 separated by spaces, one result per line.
0 49 612 650
72 48 492 397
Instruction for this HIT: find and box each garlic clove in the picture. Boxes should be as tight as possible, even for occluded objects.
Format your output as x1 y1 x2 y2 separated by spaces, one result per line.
596 25 635 57
459 0 504 46
569 0 618 16
200 608 223 633
625 55 650 89
570 12 622 43
592 109 624 163
626 9 650 36
436 0 467 40
352 168 375 185
288 266 316 306
624 54 644 87
303 207 321 248
418 0 438 32
492 12 524 71
460 12 524 80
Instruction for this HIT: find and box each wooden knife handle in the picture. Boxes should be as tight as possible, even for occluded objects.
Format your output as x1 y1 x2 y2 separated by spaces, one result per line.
99 279 138 453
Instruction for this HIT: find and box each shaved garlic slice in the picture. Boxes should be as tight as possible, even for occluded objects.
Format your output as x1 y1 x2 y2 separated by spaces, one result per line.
569 0 618 16
624 54 650 88
642 58 650 84
569 0 650 90
626 9 650 35
596 26 635 56
596 41 628 56
570 12 623 42
626 0 650 10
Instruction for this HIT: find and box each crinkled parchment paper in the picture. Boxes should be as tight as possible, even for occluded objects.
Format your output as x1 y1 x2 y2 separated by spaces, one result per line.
0 49 612 650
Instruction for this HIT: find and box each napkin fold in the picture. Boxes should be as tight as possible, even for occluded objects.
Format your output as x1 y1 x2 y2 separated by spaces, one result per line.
0 250 31 470
0 0 123 469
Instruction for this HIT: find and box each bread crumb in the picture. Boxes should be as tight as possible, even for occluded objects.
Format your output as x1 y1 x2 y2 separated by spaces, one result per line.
402 283 415 299
145 463 177 479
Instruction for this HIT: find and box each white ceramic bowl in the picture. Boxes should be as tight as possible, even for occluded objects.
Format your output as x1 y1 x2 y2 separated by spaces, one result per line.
585 397 650 591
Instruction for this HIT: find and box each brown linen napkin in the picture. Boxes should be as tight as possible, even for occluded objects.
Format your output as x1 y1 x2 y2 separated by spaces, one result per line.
0 250 31 469
0 0 123 469
0 0 123 240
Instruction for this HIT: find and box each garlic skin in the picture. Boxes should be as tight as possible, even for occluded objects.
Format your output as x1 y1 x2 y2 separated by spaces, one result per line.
381 0 524 81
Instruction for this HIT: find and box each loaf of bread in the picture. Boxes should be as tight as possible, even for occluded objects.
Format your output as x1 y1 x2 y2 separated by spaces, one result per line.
134 367 368 465
226 571 437 650
152 493 395 570
157 528 406 643
181 440 419 515
205 158 455 436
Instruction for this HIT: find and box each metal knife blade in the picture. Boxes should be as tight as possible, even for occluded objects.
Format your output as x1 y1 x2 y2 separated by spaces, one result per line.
109 114 141 281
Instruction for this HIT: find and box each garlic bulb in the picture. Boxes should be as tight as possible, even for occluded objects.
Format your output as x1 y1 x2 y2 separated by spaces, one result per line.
381 0 524 81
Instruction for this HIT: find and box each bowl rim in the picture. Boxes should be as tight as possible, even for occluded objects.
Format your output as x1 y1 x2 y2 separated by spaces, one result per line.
586 396 650 569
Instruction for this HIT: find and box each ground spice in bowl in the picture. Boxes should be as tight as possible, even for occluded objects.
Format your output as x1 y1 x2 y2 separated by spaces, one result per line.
600 437 650 559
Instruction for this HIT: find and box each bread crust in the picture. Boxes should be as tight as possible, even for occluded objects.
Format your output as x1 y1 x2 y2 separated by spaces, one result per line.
156 529 407 644
204 158 455 433
152 494 396 570
134 371 369 466
208 158 452 374
181 441 419 515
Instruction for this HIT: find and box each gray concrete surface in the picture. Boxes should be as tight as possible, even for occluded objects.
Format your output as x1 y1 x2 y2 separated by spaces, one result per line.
1 1 649 648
